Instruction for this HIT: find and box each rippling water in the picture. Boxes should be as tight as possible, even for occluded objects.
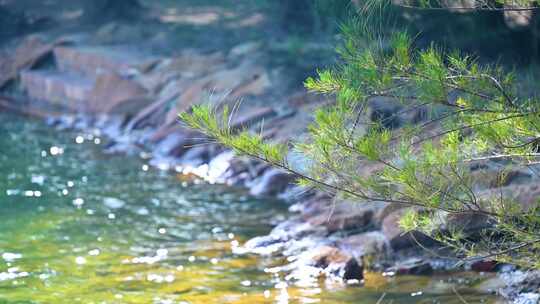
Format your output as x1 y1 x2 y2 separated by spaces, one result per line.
0 114 503 303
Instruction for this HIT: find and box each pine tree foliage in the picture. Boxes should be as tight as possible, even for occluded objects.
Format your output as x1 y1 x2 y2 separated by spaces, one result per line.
365 0 537 10
181 1 540 268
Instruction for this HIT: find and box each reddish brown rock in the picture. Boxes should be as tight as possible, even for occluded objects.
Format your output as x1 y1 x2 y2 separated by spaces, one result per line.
20 70 93 109
249 168 295 196
54 46 158 77
0 36 70 89
87 71 150 114
310 246 364 281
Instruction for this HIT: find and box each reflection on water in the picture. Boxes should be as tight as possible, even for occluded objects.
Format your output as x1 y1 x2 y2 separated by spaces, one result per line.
0 115 502 304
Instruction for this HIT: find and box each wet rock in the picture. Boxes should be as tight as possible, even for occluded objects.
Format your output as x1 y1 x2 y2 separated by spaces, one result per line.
499 270 540 302
513 293 540 304
249 168 295 196
310 246 364 281
153 132 192 158
239 218 326 256
306 200 385 234
381 208 434 250
205 151 235 182
179 144 222 168
54 115 77 130
124 96 172 131
100 115 126 139
338 231 390 260
388 257 433 275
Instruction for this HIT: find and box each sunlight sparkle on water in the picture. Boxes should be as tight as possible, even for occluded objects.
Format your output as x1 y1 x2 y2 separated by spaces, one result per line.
72 198 84 207
49 146 64 155
2 253 22 262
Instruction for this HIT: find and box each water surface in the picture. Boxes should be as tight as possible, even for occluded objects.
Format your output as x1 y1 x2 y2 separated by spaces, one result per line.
0 114 502 303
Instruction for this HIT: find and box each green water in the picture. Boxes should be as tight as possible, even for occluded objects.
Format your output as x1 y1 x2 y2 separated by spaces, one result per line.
0 114 503 304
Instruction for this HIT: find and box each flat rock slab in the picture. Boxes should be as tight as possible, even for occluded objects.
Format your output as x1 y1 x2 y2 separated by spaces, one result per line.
20 70 94 110
54 46 159 77
20 69 150 114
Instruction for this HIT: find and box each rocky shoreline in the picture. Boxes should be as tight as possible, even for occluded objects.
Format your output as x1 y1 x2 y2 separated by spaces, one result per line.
1 33 539 303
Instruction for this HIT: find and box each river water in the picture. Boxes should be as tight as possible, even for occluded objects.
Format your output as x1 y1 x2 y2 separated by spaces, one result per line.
0 114 503 303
